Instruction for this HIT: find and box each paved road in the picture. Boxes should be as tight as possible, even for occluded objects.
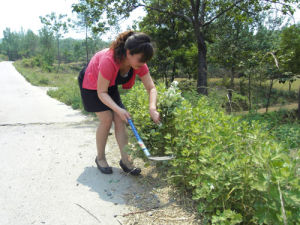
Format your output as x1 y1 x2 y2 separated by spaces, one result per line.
0 62 138 225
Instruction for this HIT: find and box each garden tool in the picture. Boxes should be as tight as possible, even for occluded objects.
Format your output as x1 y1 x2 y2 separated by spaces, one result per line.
128 119 174 161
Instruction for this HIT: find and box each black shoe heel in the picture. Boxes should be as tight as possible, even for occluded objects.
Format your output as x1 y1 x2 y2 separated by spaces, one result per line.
119 160 141 176
95 157 113 174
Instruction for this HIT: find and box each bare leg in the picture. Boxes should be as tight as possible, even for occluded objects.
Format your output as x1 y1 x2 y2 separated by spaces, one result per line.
95 111 113 167
113 111 134 168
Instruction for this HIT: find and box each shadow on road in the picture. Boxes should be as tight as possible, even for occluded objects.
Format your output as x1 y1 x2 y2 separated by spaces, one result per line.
77 166 141 205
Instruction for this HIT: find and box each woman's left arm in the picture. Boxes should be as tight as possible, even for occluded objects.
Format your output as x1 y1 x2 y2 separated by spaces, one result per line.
140 73 160 124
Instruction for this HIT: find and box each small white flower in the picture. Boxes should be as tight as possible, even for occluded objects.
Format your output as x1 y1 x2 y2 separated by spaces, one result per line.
172 81 178 86
210 184 215 190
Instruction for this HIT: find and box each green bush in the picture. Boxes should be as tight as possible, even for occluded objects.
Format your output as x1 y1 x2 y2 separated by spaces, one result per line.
21 56 42 68
0 54 8 61
122 81 184 158
21 58 34 68
178 79 196 92
123 81 300 224
39 77 50 85
228 92 249 111
241 110 300 150
171 99 299 224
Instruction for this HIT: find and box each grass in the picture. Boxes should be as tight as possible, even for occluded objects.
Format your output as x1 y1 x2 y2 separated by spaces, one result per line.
14 60 78 87
207 77 300 92
273 79 300 92
13 61 299 223
13 60 299 116
175 77 298 112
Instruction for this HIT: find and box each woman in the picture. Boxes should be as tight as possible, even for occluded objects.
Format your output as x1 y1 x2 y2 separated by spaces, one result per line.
78 31 160 175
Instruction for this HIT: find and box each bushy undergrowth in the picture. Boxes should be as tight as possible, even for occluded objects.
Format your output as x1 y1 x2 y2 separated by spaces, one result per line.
241 110 300 150
122 81 300 225
20 57 85 73
0 54 8 61
177 78 298 112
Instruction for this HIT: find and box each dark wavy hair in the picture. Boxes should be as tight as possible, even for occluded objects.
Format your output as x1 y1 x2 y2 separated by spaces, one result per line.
110 30 154 63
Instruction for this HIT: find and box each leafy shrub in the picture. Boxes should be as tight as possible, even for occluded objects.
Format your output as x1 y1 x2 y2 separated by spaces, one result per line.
21 58 34 68
241 110 300 150
227 92 249 111
178 79 196 92
41 63 53 72
38 77 50 85
122 81 182 158
123 81 300 224
170 98 299 224
253 84 298 107
0 54 8 61
21 56 42 68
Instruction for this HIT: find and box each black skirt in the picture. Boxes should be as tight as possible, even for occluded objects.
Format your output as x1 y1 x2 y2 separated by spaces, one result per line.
77 66 125 112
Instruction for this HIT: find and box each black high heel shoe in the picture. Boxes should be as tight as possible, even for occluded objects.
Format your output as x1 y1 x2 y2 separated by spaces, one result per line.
95 157 113 174
119 160 141 176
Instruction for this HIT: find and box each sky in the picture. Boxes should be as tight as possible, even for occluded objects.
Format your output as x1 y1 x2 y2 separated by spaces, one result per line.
0 0 145 41
0 0 299 41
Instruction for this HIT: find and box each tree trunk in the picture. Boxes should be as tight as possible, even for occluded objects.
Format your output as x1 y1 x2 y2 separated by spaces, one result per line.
196 33 208 95
298 86 300 120
164 73 169 88
248 73 252 111
266 79 274 113
85 25 89 64
230 65 235 89
171 60 176 83
191 0 208 95
56 38 60 74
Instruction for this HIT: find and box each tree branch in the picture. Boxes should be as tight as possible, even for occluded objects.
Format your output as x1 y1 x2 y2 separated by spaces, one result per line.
203 0 246 27
235 5 257 16
137 4 193 24
200 0 207 26
263 0 295 8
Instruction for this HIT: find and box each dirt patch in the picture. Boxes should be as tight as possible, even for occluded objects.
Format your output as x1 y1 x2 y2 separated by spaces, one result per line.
116 159 201 225
256 102 298 113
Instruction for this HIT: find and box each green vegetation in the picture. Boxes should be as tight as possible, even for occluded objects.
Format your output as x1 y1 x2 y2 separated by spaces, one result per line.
0 53 8 62
241 110 300 149
178 78 298 112
123 82 300 224
2 1 300 224
13 60 81 87
0 27 108 70
273 79 300 92
12 59 300 224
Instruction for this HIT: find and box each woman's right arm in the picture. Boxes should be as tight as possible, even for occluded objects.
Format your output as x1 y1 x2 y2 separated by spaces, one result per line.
97 73 131 122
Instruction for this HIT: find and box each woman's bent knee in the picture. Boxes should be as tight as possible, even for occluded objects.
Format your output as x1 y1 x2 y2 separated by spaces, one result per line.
113 112 126 130
96 111 113 129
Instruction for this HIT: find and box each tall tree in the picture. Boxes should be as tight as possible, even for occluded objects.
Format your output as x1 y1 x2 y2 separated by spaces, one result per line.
139 7 194 85
72 0 108 64
2 28 20 60
279 23 300 75
208 15 258 90
40 13 71 73
23 30 39 58
39 26 55 71
74 0 299 95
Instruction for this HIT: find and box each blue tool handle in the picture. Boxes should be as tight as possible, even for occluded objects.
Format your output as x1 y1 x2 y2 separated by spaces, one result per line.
128 119 151 157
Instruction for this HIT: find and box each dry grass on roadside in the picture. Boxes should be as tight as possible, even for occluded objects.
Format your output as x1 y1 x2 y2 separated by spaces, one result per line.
118 159 201 225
